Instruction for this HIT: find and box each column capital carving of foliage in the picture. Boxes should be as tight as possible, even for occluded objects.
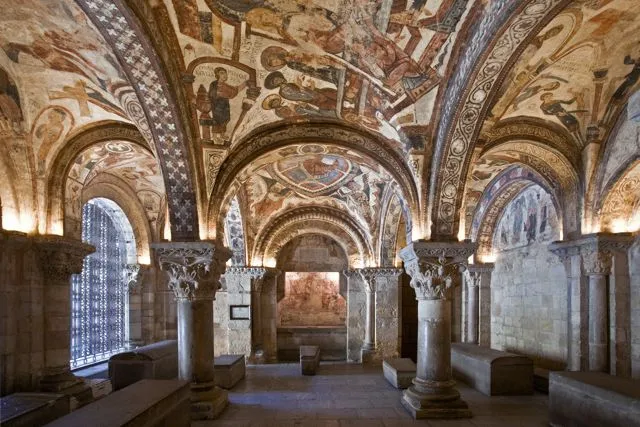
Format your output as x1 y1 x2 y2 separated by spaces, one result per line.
355 267 403 292
224 266 279 292
400 240 476 300
36 235 95 283
125 263 149 295
153 241 231 302
550 233 634 274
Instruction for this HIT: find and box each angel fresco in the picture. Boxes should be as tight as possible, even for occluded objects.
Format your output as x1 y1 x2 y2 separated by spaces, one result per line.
539 93 586 140
263 71 337 117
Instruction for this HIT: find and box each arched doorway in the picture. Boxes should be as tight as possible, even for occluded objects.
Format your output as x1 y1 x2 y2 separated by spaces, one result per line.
70 198 136 368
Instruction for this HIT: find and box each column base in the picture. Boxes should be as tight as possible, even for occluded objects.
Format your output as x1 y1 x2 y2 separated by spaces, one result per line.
401 379 472 419
361 347 379 364
191 385 228 420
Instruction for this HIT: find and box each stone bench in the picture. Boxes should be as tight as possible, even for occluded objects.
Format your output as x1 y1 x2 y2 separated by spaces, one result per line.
300 345 320 375
45 379 190 427
383 358 416 389
214 354 245 389
451 343 533 395
108 340 178 391
0 393 69 427
549 371 640 427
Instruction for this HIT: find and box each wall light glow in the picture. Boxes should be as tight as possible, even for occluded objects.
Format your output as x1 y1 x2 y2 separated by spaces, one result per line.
610 218 628 234
137 254 151 265
2 210 35 233
479 253 497 263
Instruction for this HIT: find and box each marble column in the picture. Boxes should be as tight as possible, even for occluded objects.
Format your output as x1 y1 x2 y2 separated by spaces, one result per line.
463 270 479 344
153 241 231 420
399 240 476 419
358 268 377 361
36 235 94 392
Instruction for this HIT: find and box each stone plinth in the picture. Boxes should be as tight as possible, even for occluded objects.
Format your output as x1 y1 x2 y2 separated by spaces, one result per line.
0 393 69 427
300 345 321 375
383 358 417 389
214 354 245 389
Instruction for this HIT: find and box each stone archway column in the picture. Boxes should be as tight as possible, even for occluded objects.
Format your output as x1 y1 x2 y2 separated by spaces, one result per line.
358 269 377 361
582 248 612 372
463 263 493 346
153 241 231 420
36 235 94 392
399 240 476 420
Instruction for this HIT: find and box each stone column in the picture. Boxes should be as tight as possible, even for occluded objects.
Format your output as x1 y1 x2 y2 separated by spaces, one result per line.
582 248 612 372
399 240 476 419
464 264 493 346
343 269 366 362
549 241 588 371
36 235 94 391
358 268 377 361
153 241 231 420
125 263 144 348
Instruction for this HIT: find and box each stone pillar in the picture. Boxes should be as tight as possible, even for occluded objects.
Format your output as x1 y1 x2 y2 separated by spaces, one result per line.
464 264 493 346
125 263 144 348
356 268 403 363
399 240 476 419
549 241 588 371
153 241 231 420
223 267 275 361
582 248 612 372
36 235 94 392
343 270 366 362
551 233 634 375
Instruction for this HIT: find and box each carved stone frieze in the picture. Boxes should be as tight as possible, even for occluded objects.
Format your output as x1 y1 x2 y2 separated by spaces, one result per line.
581 249 612 276
550 233 635 275
224 266 278 293
153 241 231 301
400 240 476 300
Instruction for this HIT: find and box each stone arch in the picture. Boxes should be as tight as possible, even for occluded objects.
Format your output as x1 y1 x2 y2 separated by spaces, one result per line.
208 122 420 239
378 190 407 267
46 121 151 235
75 0 199 240
471 165 561 259
429 0 569 239
79 174 153 265
253 206 373 269
597 159 640 233
478 140 580 238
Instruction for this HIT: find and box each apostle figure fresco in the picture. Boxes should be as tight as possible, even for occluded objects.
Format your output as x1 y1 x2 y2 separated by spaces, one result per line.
0 66 22 133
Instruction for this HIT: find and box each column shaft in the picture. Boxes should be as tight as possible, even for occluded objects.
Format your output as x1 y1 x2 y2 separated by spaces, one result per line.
589 274 608 372
364 289 375 350
467 283 479 345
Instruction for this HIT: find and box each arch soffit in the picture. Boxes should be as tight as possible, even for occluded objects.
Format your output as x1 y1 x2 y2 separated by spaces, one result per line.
471 166 561 256
75 0 199 240
207 122 420 237
253 206 372 268
81 175 153 263
46 121 151 234
480 117 581 171
429 0 569 238
597 159 640 231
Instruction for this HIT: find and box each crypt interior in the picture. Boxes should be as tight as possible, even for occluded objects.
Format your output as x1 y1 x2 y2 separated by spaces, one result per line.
1 0 640 426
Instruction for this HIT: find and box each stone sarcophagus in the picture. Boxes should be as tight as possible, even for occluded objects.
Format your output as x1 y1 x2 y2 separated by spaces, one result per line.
108 340 178 391
451 343 533 396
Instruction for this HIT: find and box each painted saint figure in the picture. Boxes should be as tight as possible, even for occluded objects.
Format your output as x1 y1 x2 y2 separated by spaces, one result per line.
539 93 586 142
208 67 248 134
602 55 640 124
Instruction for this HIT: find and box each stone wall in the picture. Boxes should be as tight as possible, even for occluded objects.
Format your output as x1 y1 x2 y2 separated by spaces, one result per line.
630 238 640 379
491 242 567 369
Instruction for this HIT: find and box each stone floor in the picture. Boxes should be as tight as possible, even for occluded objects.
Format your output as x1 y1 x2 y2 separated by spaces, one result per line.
194 363 549 427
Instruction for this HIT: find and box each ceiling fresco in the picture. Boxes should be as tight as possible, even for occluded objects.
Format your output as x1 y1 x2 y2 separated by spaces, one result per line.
486 0 640 146
163 0 476 151
231 143 406 246
65 140 166 230
0 0 133 138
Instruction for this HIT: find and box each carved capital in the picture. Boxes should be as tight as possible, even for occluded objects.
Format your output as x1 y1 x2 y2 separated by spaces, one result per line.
400 240 476 300
224 266 279 292
356 267 403 292
463 270 481 289
36 235 94 284
125 264 146 294
153 241 231 301
581 249 612 276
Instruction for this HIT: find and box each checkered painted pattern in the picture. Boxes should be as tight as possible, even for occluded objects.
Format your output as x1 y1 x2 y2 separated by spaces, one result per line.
77 0 198 240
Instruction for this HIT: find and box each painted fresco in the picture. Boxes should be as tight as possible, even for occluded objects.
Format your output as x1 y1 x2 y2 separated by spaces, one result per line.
66 141 165 231
164 0 476 150
487 0 640 146
278 271 346 327
493 185 560 252
236 144 397 241
0 1 129 130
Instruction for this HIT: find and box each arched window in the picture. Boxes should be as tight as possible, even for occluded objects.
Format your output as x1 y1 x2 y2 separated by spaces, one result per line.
71 198 136 368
